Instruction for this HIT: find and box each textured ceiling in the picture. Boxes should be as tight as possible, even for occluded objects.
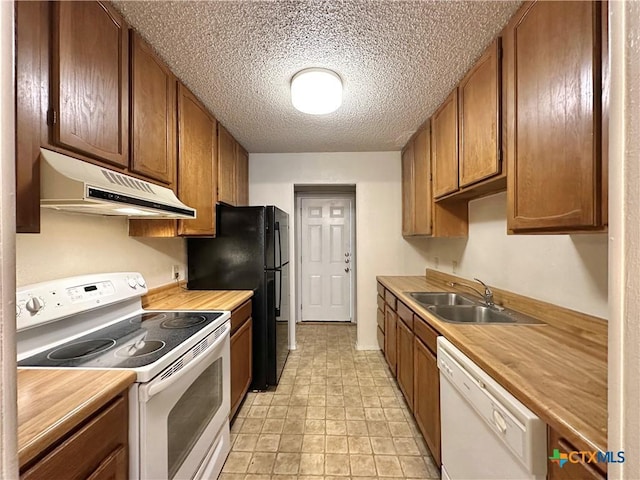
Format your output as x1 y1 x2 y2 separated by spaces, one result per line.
113 1 521 153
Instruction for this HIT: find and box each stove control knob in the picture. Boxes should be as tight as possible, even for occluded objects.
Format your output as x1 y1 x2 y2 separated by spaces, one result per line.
25 296 44 314
136 276 146 288
16 304 21 317
127 277 137 289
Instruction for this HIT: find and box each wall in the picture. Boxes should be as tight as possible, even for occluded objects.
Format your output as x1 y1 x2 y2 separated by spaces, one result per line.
0 0 17 476
609 1 640 477
250 152 408 350
404 192 609 319
16 210 186 288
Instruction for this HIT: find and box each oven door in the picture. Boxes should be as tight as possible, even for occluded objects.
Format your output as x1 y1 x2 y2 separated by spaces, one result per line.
138 322 230 480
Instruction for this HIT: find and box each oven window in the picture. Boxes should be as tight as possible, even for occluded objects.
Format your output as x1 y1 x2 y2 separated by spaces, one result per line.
167 358 223 479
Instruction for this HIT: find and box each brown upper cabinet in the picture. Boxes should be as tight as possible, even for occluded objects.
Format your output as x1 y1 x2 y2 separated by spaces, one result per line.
402 124 432 236
236 143 250 206
431 89 459 199
52 2 129 168
130 31 177 186
218 124 250 207
177 84 218 236
504 0 607 232
458 38 502 189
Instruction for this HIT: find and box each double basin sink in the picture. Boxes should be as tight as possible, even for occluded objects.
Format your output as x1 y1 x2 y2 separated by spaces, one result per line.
408 292 543 325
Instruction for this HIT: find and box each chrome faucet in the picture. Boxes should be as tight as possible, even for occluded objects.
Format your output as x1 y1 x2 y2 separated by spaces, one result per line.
448 278 496 308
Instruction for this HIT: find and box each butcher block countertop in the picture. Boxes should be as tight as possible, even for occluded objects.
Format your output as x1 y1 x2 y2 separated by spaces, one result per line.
142 283 253 311
17 369 135 469
378 272 608 454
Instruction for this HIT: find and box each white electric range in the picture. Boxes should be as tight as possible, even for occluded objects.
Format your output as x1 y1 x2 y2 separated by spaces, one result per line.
17 272 232 480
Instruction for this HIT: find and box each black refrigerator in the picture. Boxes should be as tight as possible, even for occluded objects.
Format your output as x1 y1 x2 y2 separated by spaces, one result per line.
187 205 289 390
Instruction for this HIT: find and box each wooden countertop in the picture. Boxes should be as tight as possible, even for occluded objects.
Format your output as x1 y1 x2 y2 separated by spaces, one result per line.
377 274 607 453
142 283 253 311
17 369 136 469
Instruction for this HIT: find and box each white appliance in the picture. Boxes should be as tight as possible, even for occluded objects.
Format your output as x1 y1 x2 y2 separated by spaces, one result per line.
17 272 231 480
39 148 197 219
437 337 547 480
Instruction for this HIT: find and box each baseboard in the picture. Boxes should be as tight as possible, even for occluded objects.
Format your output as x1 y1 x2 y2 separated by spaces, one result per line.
355 343 382 351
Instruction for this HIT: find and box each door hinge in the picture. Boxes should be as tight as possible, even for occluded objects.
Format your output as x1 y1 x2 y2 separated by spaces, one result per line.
47 108 57 126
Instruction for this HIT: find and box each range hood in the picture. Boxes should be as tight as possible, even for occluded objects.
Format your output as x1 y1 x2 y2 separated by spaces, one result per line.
39 149 196 219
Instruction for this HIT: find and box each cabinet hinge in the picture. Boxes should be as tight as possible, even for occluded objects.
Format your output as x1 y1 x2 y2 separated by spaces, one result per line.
47 108 57 126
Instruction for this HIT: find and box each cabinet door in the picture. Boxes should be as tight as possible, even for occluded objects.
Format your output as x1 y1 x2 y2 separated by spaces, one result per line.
413 337 441 466
384 306 397 374
396 318 414 409
177 84 217 236
505 0 603 231
130 31 176 185
413 125 433 235
547 428 606 480
401 141 415 236
230 317 253 419
236 144 249 206
459 38 501 188
52 1 128 168
432 89 459 198
85 447 127 480
217 124 237 206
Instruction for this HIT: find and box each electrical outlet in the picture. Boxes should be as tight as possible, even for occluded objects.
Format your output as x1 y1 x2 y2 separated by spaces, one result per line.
434 256 439 269
452 260 458 274
171 265 180 281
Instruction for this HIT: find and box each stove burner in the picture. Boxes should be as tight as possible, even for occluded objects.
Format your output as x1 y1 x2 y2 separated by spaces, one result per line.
47 338 116 361
133 313 167 324
161 314 207 329
115 340 166 358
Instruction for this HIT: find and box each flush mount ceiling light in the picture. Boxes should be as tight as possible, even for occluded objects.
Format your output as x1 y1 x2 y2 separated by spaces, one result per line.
291 68 343 115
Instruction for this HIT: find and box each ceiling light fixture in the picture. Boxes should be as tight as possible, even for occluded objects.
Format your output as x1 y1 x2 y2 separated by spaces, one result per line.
291 68 343 115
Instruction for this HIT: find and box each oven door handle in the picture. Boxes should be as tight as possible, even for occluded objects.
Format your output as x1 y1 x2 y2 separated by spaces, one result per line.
141 323 230 401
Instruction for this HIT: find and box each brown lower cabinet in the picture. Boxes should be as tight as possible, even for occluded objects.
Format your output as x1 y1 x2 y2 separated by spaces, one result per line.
21 395 128 480
230 300 253 419
547 428 606 480
384 305 397 375
413 334 441 466
396 316 414 408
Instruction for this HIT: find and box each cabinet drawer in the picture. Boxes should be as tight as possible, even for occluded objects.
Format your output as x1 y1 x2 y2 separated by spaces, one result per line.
547 427 607 479
397 301 414 330
231 299 252 335
377 326 384 351
22 396 128 479
377 283 385 297
385 290 397 311
377 295 385 312
414 316 439 353
377 308 385 332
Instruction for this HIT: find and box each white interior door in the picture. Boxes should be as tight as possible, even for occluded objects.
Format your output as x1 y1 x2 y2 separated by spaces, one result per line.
300 197 352 322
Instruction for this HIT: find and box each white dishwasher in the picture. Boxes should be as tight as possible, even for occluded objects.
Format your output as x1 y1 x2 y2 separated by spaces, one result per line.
437 337 547 480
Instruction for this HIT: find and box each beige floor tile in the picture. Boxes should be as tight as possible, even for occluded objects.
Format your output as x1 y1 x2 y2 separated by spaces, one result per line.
370 437 396 455
310 384 328 395
309 395 327 406
311 375 327 384
344 394 364 406
247 452 276 474
326 435 349 454
241 418 266 434
302 434 326 453
374 455 403 477
305 419 326 434
325 453 350 476
346 420 368 436
255 434 281 452
399 455 430 478
383 408 406 422
366 421 391 437
295 376 312 386
327 376 343 386
267 405 289 418
248 405 269 418
273 452 301 475
222 452 253 473
343 385 361 396
326 406 346 420
230 417 245 434
326 419 348 435
364 407 386 421
327 395 345 406
392 437 421 456
388 421 413 437
279 434 303 452
262 418 285 434
234 433 259 452
293 384 311 395
379 396 400 408
252 393 274 406
287 406 308 419
300 453 325 475
359 386 378 397
361 396 381 408
327 384 345 396
218 474 245 480
307 406 327 419
348 436 372 454
345 407 364 420
349 454 377 476
276 383 294 394
272 394 291 406
290 394 310 406
283 418 306 434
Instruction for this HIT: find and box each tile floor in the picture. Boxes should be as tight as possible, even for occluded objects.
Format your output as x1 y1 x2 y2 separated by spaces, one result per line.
221 323 440 479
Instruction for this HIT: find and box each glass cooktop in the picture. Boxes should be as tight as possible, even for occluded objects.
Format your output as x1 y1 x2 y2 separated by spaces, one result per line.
18 311 224 369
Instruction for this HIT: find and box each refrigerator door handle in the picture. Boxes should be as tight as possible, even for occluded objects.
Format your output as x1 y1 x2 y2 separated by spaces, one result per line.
275 268 282 317
275 221 281 268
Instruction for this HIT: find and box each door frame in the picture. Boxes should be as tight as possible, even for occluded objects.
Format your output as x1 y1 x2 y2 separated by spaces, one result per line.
294 187 357 324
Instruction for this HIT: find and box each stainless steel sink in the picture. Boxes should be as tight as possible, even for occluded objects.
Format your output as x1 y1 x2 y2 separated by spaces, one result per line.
408 292 477 307
426 305 544 325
